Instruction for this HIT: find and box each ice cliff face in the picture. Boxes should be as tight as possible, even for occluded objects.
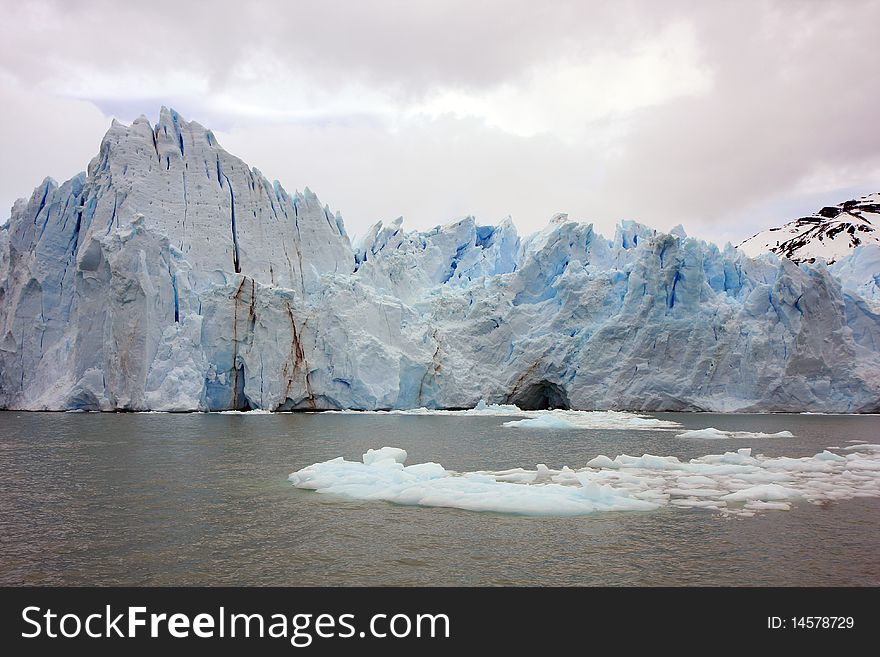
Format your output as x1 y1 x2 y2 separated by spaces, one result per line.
1 109 879 412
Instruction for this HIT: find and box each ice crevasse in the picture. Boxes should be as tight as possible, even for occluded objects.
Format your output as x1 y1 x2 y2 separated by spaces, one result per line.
1 108 879 412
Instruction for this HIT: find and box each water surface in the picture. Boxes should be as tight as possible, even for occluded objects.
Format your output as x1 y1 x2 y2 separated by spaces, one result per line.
0 411 877 585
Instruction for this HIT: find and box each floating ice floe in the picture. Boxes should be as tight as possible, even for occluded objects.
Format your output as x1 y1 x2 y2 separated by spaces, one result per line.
326 401 523 417
676 427 794 440
217 409 274 415
843 443 880 451
330 402 682 431
503 415 576 429
289 444 880 517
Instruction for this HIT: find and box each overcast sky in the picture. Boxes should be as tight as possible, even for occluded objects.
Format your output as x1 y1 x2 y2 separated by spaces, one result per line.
1 0 879 245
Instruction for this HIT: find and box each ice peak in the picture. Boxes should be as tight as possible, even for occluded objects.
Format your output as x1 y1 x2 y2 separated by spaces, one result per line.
157 105 181 126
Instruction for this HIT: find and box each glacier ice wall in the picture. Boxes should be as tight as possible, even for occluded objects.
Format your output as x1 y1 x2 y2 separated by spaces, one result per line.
1 109 879 412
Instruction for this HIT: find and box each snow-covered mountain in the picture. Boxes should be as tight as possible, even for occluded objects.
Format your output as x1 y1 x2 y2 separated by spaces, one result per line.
1 109 879 412
738 193 880 264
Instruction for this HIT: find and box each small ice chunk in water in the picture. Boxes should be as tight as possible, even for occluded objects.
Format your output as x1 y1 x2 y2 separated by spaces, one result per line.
503 415 575 429
721 484 801 502
815 450 846 462
585 455 618 469
677 428 729 439
842 444 880 452
677 428 794 439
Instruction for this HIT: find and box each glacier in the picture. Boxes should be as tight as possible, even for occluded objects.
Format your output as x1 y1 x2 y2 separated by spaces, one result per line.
1 108 879 412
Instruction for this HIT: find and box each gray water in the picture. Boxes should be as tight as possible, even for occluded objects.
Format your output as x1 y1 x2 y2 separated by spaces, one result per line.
0 411 878 586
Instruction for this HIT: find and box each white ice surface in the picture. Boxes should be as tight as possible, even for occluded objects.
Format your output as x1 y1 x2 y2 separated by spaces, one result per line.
676 428 794 439
362 446 408 465
503 415 576 429
326 402 526 417
218 409 274 415
330 404 683 430
289 445 880 517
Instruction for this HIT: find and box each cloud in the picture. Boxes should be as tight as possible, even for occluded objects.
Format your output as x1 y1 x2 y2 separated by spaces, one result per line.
215 114 607 239
0 75 110 220
596 1 880 239
1 0 878 245
0 1 652 98
411 21 712 141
